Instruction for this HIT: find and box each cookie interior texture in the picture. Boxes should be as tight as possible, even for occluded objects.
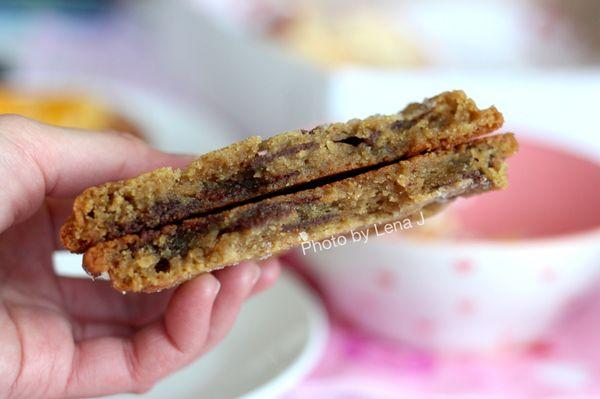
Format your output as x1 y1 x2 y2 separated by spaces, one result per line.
83 134 518 292
61 90 503 252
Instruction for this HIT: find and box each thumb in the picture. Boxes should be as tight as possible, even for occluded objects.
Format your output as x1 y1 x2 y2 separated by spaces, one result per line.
0 115 195 233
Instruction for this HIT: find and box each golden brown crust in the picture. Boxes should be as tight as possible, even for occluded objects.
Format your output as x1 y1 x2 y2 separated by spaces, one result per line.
83 134 517 292
62 90 503 252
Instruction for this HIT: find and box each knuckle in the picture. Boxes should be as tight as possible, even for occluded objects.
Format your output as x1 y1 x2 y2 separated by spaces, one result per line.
111 130 146 146
0 114 38 136
132 380 156 394
123 344 158 395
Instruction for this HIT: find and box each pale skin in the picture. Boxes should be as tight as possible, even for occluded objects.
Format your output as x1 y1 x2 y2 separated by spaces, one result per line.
0 115 281 398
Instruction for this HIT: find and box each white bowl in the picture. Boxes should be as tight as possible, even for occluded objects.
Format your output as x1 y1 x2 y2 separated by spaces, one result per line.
299 139 600 353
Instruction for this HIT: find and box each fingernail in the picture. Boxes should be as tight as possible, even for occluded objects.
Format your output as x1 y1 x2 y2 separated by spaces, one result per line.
249 264 261 286
178 153 198 159
115 131 144 142
258 257 280 269
209 275 221 296
171 153 197 162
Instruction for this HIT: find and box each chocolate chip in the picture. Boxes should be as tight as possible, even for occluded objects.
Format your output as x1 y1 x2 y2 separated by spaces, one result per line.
281 213 337 232
151 199 202 223
154 259 171 273
252 142 319 167
334 136 365 147
364 130 381 146
464 170 490 190
391 118 418 131
391 107 434 131
224 201 293 233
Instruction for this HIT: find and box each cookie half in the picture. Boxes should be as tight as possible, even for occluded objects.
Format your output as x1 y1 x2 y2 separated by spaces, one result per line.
61 90 503 252
83 134 517 292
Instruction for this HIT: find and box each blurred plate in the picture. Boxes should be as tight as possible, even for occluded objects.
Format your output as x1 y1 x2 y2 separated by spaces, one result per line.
5 69 235 154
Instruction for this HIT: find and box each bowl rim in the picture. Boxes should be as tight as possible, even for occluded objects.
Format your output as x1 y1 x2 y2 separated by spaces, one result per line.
387 224 600 250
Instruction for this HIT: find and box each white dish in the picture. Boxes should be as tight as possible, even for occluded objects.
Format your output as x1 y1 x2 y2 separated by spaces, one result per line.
300 140 600 353
6 69 236 154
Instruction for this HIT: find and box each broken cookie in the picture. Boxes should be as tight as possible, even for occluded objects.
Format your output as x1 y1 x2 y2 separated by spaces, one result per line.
61 90 503 252
60 91 517 292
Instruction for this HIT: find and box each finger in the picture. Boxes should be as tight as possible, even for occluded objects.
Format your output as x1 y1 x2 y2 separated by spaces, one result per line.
251 258 281 295
203 262 261 352
58 257 278 325
46 198 74 249
63 273 220 397
2 115 195 195
0 115 195 231
70 319 134 341
57 277 172 327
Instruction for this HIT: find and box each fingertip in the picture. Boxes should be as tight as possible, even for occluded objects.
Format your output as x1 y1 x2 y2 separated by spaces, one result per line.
214 261 261 292
172 272 221 307
257 257 281 271
157 273 221 359
248 263 261 287
175 153 198 162
202 262 262 351
236 262 261 294
149 151 197 170
202 272 222 297
252 258 282 294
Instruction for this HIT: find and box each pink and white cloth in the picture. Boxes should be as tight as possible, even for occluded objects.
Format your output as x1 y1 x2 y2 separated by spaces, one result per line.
286 280 600 398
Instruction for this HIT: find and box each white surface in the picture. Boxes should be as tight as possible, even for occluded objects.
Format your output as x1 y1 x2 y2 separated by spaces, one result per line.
136 0 600 154
329 69 600 158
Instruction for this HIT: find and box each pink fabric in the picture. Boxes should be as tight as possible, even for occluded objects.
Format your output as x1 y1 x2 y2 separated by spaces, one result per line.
286 279 600 398
283 140 600 397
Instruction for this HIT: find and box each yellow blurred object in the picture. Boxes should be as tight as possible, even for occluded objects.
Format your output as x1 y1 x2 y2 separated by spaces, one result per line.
0 88 139 135
270 5 423 69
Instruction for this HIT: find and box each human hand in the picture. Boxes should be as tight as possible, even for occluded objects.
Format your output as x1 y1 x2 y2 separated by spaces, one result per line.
0 115 281 398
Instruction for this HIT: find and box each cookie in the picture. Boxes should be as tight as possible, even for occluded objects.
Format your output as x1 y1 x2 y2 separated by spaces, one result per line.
61 90 503 252
82 134 517 292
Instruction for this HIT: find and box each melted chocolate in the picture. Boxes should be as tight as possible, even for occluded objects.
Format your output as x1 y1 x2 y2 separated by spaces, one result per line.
281 213 337 232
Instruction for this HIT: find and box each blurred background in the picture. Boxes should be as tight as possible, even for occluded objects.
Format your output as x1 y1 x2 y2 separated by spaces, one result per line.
2 0 600 398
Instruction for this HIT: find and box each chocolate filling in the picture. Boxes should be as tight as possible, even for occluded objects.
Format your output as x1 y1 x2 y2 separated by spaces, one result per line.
223 201 295 233
334 136 367 147
333 129 383 148
130 157 401 253
102 106 477 244
110 142 401 240
154 259 171 273
124 147 503 266
281 213 337 232
391 118 419 131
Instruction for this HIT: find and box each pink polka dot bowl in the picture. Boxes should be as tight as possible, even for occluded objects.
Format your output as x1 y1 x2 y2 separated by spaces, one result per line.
299 139 600 353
